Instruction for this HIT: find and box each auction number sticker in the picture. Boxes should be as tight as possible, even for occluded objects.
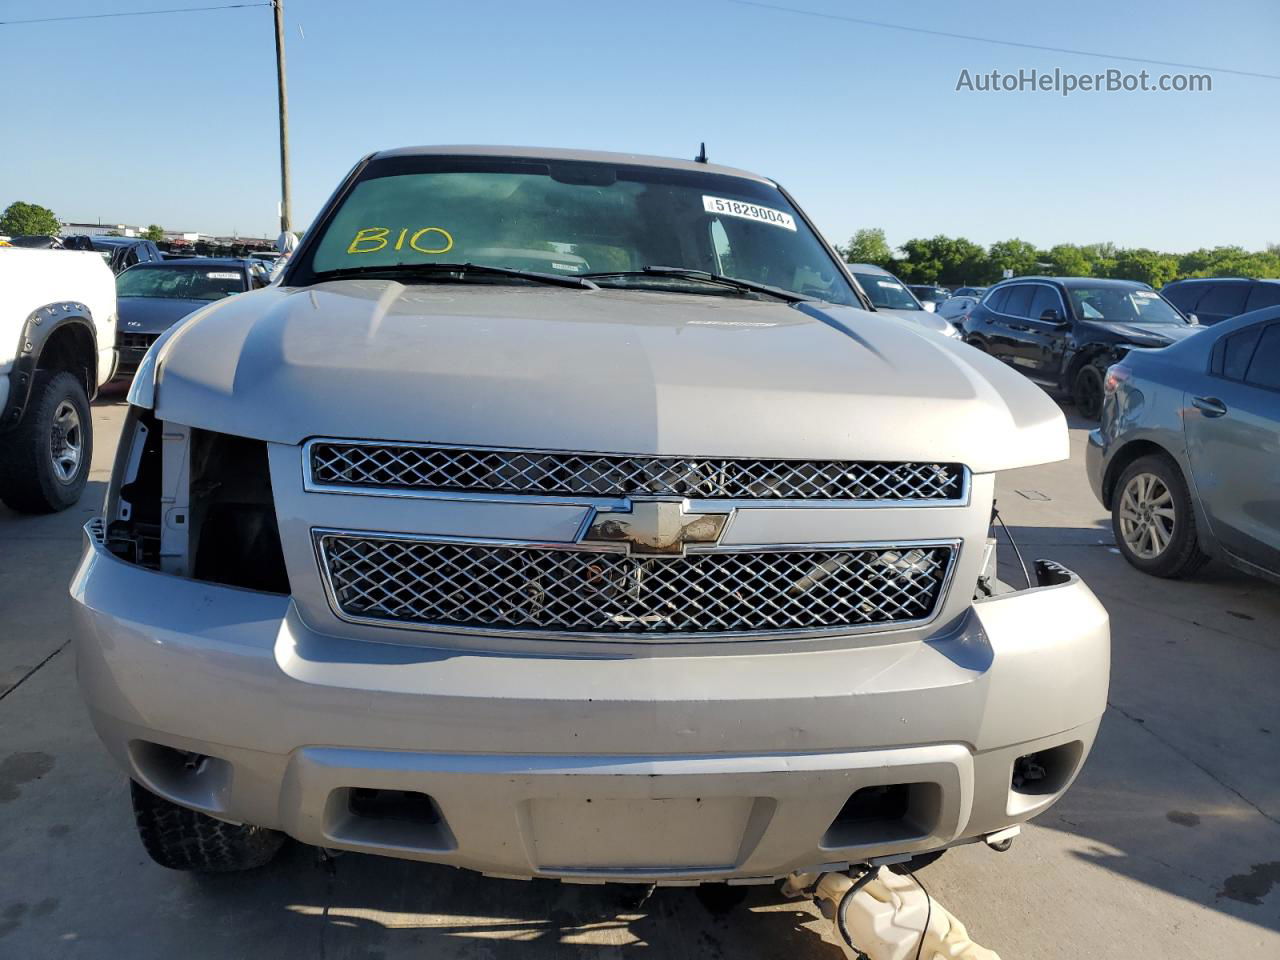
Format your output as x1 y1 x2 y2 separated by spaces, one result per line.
207 271 240 279
702 196 796 231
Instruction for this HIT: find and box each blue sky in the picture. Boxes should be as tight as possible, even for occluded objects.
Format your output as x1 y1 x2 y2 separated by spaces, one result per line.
2 0 1276 251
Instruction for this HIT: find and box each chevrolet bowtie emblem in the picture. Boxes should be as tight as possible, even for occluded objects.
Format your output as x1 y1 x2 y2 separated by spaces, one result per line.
583 501 728 556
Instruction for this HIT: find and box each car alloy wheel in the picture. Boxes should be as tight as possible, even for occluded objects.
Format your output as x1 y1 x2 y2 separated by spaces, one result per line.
49 399 83 484
1117 472 1175 559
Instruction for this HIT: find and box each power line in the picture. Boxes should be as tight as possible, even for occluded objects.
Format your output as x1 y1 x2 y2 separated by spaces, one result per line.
0 3 271 26
729 0 1280 82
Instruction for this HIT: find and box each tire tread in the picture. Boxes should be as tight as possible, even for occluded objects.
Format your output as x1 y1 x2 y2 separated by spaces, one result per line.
130 780 285 872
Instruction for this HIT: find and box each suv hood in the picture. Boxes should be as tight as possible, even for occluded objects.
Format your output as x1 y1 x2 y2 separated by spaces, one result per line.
870 306 954 334
118 296 207 335
149 281 1067 472
1081 320 1203 347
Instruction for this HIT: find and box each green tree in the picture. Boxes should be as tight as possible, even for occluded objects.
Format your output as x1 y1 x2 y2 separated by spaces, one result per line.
0 200 59 238
1041 243 1091 277
896 235 989 285
841 228 894 269
988 238 1040 279
1100 248 1180 288
143 224 165 243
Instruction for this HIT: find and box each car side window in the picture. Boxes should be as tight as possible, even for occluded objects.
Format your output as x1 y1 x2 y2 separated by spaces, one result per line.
1244 323 1280 390
1215 324 1264 381
1163 283 1207 313
1245 283 1280 312
1197 282 1250 318
1003 284 1033 318
984 287 1010 312
1028 285 1064 321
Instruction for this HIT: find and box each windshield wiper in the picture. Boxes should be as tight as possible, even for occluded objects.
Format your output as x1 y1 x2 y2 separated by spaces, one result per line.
582 266 807 303
309 262 598 290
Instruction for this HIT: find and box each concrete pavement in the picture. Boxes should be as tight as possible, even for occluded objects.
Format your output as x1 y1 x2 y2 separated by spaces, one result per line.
1 398 1277 957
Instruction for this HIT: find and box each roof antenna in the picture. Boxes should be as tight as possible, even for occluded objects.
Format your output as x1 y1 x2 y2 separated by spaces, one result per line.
694 141 708 164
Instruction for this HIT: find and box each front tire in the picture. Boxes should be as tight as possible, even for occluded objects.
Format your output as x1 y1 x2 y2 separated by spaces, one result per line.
130 781 286 872
0 370 93 513
1072 363 1104 419
1111 454 1209 578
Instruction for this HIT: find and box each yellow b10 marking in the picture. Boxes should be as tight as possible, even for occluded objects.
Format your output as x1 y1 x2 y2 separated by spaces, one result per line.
348 226 453 255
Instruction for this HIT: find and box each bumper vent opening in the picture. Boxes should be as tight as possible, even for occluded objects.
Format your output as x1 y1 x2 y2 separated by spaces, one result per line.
1012 742 1084 797
324 788 455 853
821 782 942 850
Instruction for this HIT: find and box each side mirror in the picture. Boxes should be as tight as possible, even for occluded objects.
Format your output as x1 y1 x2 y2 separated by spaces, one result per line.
921 301 936 313
1187 313 1199 325
1041 307 1070 328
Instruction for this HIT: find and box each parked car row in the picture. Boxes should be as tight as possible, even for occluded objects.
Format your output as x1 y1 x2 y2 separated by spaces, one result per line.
960 277 1200 417
888 274 1278 585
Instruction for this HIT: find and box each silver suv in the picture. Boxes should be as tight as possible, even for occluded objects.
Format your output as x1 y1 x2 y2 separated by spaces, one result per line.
72 146 1109 882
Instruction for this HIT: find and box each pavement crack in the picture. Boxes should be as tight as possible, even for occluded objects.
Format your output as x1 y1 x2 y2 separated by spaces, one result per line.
0 640 70 703
1108 701 1280 827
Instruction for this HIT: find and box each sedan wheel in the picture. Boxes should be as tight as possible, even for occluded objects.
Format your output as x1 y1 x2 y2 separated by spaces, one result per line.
1117 472 1175 559
1110 454 1209 579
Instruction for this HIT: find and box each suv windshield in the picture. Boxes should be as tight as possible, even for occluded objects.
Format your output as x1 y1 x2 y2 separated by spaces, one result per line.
1069 286 1186 324
854 272 921 310
116 265 246 301
295 155 857 305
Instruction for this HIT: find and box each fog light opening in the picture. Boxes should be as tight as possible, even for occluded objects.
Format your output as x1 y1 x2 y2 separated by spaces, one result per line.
128 740 232 813
1012 741 1084 797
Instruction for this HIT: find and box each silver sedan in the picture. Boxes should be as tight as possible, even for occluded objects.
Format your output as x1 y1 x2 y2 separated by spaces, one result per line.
1087 305 1280 581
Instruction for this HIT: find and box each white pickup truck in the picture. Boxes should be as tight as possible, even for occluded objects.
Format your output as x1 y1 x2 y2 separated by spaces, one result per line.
0 248 116 512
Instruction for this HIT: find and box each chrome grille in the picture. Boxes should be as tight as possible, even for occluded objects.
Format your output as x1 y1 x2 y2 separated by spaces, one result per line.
317 533 953 636
308 442 964 502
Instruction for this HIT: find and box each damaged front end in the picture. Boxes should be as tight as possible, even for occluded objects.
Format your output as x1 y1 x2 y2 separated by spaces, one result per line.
103 406 289 595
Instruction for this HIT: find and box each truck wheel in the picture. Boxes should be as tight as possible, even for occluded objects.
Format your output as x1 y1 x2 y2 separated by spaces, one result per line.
0 370 93 513
130 780 286 872
1111 454 1209 579
1072 363 1104 419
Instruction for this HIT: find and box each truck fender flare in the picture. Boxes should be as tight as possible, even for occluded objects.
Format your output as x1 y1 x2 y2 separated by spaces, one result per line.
1 302 98 433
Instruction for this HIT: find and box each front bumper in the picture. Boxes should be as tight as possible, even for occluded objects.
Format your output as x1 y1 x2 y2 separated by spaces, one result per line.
72 523 1109 882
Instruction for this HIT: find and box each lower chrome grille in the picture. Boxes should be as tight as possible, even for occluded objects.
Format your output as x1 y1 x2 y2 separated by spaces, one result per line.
316 532 954 636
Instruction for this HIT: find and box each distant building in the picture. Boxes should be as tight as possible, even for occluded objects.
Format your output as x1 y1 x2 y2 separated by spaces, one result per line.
60 222 142 238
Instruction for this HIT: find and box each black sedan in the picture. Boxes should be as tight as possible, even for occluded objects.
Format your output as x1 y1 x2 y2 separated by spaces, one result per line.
962 277 1203 418
114 259 267 377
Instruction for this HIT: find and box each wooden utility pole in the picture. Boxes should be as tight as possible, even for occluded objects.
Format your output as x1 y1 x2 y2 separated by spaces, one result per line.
272 0 292 233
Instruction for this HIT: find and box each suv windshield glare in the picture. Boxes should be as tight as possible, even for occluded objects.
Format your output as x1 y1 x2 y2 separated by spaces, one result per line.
854 273 921 310
116 266 245 301
1069 286 1186 324
297 157 856 306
